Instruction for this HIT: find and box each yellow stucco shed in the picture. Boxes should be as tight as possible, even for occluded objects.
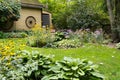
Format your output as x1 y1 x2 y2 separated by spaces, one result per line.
0 0 52 31
10 0 43 31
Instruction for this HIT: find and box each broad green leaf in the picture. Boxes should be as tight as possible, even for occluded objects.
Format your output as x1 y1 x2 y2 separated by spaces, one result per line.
42 75 58 80
63 66 70 71
49 66 61 73
66 72 73 76
73 78 79 80
91 72 104 79
71 66 78 70
78 69 85 76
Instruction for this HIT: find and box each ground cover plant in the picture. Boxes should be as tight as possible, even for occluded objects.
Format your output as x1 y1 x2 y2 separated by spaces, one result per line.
0 38 120 80
0 31 28 38
0 39 104 80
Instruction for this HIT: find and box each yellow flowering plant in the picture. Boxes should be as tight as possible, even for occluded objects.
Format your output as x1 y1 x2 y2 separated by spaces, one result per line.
0 41 15 56
0 40 26 67
0 40 26 56
27 24 55 47
0 40 26 79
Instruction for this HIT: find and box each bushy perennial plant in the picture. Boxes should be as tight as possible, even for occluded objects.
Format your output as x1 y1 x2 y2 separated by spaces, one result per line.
0 50 104 80
0 31 28 39
27 24 55 47
71 29 104 43
54 39 82 49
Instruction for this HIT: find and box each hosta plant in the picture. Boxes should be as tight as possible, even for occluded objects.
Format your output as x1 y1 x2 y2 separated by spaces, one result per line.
54 39 82 49
0 50 104 80
116 42 120 49
42 57 104 80
54 31 66 42
0 50 54 80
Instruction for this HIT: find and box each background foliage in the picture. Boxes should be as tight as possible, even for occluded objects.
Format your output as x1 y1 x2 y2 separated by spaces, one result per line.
39 0 109 31
0 0 21 22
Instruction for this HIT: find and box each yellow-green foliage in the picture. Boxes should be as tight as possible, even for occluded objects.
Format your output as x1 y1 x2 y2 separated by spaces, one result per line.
0 40 26 78
32 24 43 31
27 24 55 47
0 40 25 60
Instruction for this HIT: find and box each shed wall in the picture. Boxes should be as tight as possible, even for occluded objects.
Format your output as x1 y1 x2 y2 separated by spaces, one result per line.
11 8 42 30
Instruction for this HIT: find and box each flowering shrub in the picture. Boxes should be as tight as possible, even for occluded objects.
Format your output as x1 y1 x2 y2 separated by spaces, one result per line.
27 24 55 47
73 30 94 43
69 29 104 44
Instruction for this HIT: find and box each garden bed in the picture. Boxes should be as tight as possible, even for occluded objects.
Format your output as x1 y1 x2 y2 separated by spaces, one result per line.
0 38 120 80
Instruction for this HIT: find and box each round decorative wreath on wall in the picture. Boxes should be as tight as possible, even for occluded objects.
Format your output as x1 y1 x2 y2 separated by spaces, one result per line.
25 16 36 28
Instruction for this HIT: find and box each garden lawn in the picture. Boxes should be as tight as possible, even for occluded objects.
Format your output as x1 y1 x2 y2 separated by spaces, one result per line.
0 38 120 80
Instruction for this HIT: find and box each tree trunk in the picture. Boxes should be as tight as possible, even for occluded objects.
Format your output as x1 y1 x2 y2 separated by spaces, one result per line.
106 0 114 29
114 0 120 42
106 0 120 42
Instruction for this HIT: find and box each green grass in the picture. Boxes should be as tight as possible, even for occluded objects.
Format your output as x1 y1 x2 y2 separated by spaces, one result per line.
0 38 120 80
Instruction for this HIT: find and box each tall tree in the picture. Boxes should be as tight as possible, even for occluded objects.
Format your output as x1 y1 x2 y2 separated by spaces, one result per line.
106 0 114 29
114 0 120 41
106 0 120 42
106 0 116 40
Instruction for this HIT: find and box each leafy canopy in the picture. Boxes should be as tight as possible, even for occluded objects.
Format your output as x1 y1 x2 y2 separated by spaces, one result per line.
39 0 109 30
0 0 21 22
